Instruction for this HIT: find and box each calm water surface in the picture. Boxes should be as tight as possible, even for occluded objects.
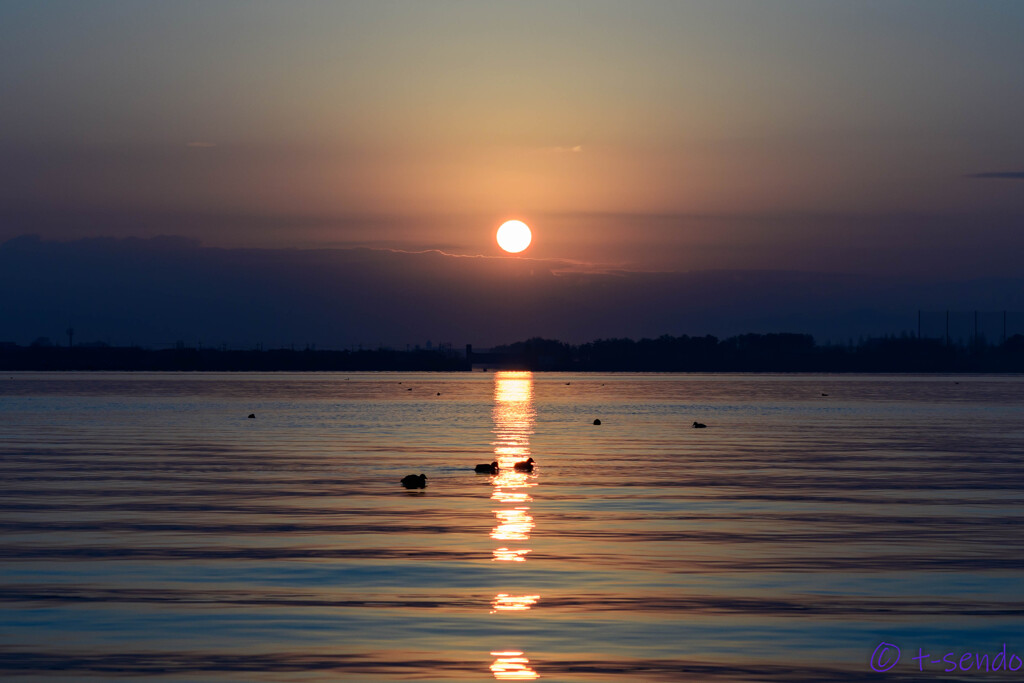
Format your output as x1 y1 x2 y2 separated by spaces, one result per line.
1 372 1023 682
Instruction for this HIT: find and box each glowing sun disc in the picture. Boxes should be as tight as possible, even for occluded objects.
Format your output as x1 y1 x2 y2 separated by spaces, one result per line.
497 220 532 253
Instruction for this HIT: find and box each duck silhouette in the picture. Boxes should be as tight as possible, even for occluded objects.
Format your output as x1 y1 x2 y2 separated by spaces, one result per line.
475 461 499 474
513 457 535 472
401 474 427 489
692 421 707 429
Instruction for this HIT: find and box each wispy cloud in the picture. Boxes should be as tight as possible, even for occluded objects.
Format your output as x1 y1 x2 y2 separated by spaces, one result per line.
967 170 1024 179
527 144 583 155
361 246 616 274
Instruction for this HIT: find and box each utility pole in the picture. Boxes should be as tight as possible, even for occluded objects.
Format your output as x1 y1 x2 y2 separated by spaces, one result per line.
945 310 949 347
1004 311 1008 345
917 310 921 339
66 327 74 348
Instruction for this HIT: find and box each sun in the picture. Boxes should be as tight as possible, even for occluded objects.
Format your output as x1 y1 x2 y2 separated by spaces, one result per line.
496 220 532 254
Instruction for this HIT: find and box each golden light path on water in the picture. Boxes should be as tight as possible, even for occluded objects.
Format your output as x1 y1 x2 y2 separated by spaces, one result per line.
491 508 535 541
490 651 540 680
488 372 540 679
489 371 537 555
491 547 531 562
491 594 541 613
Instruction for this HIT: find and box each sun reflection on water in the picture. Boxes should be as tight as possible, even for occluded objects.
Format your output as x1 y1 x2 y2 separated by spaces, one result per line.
491 507 535 541
491 594 540 613
494 372 532 403
489 372 540 678
490 651 540 680
492 489 532 504
491 371 536 560
492 547 531 562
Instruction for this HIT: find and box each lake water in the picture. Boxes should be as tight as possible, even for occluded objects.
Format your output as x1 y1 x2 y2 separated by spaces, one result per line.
1 372 1023 682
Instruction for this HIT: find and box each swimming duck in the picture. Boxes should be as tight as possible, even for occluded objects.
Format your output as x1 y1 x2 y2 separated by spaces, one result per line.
401 473 427 489
513 457 535 472
475 461 499 474
692 421 707 428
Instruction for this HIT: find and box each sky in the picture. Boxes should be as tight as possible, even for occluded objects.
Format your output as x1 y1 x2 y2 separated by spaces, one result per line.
2 1 1023 346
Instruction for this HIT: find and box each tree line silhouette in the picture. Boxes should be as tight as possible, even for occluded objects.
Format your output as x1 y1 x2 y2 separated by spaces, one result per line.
489 333 1024 372
2 332 1024 372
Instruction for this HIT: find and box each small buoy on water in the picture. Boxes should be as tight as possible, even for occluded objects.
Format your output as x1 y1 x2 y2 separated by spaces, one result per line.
593 418 601 425
248 414 255 419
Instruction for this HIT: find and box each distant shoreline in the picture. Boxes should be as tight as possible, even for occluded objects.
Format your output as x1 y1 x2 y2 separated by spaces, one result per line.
3 332 1023 372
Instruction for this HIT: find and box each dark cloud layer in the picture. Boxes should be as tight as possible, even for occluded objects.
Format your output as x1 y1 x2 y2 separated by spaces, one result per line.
2 236 1022 348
